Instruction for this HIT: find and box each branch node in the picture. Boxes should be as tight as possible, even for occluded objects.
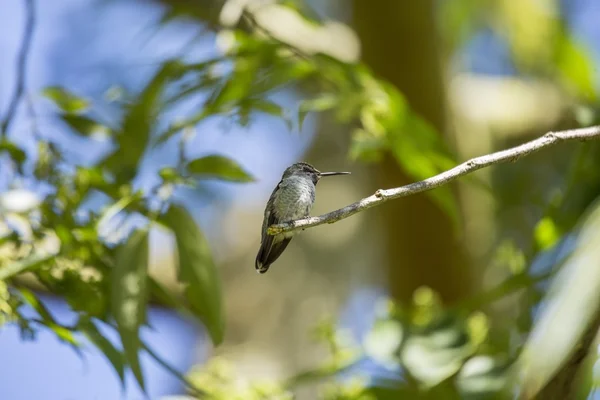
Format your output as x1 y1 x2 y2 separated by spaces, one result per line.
375 189 385 198
544 131 558 140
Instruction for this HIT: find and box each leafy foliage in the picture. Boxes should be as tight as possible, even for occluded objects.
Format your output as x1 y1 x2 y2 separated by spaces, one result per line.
1 0 600 398
163 204 225 344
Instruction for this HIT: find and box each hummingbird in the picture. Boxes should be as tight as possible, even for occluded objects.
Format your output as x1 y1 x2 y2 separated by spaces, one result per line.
255 162 350 274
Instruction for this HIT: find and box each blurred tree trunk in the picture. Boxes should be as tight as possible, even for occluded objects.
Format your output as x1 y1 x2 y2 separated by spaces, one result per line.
352 0 472 304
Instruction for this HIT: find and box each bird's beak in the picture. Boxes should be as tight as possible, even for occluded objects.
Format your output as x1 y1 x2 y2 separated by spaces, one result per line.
318 171 351 177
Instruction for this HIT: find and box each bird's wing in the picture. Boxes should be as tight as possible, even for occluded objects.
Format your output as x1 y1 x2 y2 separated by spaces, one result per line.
256 180 288 273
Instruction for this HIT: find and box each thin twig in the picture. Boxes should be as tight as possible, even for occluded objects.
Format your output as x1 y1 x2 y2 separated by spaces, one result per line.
1 0 36 137
268 125 600 235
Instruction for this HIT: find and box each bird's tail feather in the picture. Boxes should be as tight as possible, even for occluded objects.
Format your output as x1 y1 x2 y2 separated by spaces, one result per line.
255 238 291 273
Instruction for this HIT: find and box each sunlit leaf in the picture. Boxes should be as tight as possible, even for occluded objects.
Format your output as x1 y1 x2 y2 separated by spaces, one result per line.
555 33 597 101
79 318 126 385
0 254 54 280
163 204 224 345
534 217 561 251
42 86 90 114
519 199 600 398
111 229 149 391
187 154 254 182
456 356 509 399
60 114 110 137
363 319 403 367
400 316 472 387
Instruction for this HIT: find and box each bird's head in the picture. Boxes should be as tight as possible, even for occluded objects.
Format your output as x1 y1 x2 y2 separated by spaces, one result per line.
282 162 350 185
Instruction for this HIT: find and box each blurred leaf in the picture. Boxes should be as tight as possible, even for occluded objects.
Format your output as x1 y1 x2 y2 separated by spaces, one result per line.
163 204 224 345
438 0 482 52
349 128 387 163
111 229 149 391
79 318 126 385
400 315 472 387
555 33 597 101
0 254 54 280
187 154 254 182
534 217 561 251
42 86 90 114
519 198 600 398
205 58 259 114
105 61 183 182
363 319 403 367
0 139 27 166
391 114 459 227
19 288 55 322
20 288 81 351
60 114 110 137
298 94 339 131
251 99 284 117
456 356 510 399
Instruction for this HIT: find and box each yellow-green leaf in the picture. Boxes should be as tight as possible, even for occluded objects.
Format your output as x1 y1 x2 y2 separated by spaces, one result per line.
42 86 90 114
534 217 561 251
60 114 109 137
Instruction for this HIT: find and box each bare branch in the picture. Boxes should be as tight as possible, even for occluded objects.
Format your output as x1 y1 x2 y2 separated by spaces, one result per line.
1 0 36 137
268 125 600 235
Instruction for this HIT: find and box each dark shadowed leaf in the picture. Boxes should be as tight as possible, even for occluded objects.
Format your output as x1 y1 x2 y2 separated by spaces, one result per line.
42 86 90 114
60 114 109 137
111 229 149 391
79 318 126 385
163 204 224 345
187 154 254 182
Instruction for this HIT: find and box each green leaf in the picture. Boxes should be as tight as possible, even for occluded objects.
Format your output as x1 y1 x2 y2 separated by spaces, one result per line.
60 114 109 137
390 113 460 228
19 288 55 323
105 61 183 183
298 94 338 131
42 86 90 114
19 288 81 351
187 154 254 183
534 217 561 251
111 229 149 391
519 199 600 397
0 140 27 166
555 33 597 101
79 318 126 385
251 99 284 117
163 204 224 345
0 253 54 280
205 58 259 114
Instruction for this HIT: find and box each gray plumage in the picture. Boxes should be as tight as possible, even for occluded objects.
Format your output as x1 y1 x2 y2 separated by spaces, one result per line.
255 162 350 273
